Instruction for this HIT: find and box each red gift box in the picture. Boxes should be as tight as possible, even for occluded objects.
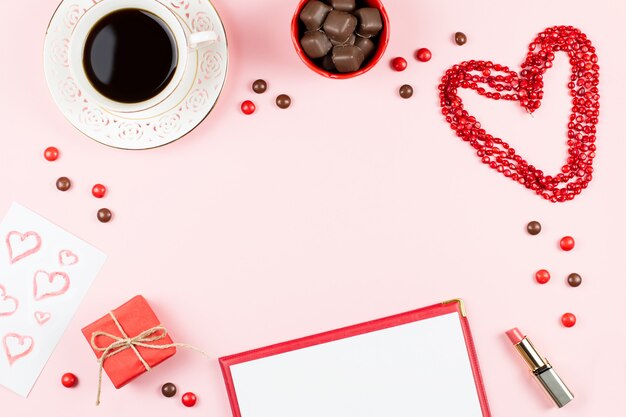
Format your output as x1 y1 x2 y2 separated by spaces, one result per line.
81 295 176 389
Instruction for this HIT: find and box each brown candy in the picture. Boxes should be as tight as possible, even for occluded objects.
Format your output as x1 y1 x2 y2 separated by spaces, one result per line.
330 0 356 12
276 94 291 109
301 30 332 59
320 53 336 71
56 177 71 192
353 8 383 38
567 273 582 287
455 32 467 46
97 208 112 223
354 37 375 59
252 79 267 94
323 10 357 43
331 33 356 46
162 382 177 397
526 221 541 235
399 84 413 99
299 0 332 31
332 45 364 73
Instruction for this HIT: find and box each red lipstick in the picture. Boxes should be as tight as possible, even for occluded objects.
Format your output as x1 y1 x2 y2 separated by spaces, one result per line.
506 327 574 408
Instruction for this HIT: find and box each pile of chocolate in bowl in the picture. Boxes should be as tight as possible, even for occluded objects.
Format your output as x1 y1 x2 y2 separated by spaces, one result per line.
299 0 384 74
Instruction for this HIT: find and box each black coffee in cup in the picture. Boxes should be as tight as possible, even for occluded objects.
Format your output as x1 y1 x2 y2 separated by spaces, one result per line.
83 9 178 104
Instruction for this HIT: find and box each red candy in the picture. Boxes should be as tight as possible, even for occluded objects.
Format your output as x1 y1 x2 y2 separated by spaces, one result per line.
535 269 550 284
560 236 575 251
61 372 78 388
561 312 576 327
241 100 256 115
44 147 59 161
92 184 107 198
182 392 197 407
415 48 432 62
391 57 407 71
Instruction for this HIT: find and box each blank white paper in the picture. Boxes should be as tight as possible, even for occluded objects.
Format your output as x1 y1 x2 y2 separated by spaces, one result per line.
230 312 484 417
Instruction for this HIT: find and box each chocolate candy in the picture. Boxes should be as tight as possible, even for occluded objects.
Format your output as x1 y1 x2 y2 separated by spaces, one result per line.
332 45 364 73
323 10 357 43
455 32 467 45
331 0 355 12
161 382 177 397
301 30 332 59
399 84 413 99
567 273 582 287
276 94 291 109
56 177 71 191
252 79 267 94
330 33 356 46
320 53 336 71
300 0 332 31
97 208 112 223
354 37 375 59
353 8 383 38
526 220 541 235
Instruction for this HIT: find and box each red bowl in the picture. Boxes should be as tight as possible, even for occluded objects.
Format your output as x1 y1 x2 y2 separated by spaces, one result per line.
291 0 390 79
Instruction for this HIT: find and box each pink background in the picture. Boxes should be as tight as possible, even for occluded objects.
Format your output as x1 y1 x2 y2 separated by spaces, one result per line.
1 0 625 415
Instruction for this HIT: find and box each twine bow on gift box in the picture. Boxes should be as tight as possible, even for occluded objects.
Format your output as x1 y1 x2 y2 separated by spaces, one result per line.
90 311 209 405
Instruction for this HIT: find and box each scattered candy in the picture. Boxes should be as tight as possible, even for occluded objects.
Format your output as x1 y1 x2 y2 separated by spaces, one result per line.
276 94 291 109
560 236 575 251
241 100 256 115
454 32 467 46
161 382 177 398
182 392 197 407
567 273 582 287
97 208 112 223
399 84 413 99
526 220 541 235
44 146 59 161
252 79 267 94
56 177 71 192
415 47 432 62
61 372 78 388
391 57 407 71
92 184 106 198
561 313 576 328
535 269 551 284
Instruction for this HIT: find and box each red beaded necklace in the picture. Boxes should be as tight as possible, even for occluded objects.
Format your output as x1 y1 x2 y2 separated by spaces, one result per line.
439 26 599 203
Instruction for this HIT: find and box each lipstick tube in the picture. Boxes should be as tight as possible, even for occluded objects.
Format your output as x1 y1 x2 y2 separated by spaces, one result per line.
506 328 574 408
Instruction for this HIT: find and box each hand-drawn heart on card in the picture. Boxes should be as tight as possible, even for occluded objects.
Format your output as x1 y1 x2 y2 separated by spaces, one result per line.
3 333 34 365
34 311 51 326
33 270 70 301
0 285 18 316
6 231 42 264
58 249 79 266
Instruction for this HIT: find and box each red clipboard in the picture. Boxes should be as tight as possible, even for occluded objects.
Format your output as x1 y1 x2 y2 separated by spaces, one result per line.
220 299 491 417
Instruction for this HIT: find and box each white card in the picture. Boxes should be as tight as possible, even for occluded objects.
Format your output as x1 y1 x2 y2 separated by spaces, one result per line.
230 312 483 417
0 203 106 396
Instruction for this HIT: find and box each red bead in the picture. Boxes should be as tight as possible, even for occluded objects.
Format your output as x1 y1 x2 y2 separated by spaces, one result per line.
560 236 575 251
241 100 256 115
561 312 576 327
391 57 407 71
535 269 550 284
61 372 78 388
44 147 59 161
92 184 107 198
415 48 432 62
182 392 197 407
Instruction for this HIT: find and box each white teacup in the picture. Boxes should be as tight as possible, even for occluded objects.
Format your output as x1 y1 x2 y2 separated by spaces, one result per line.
69 0 217 113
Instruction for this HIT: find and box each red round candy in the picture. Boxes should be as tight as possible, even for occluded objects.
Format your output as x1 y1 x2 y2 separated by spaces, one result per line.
560 236 575 251
92 184 107 198
182 392 197 407
241 100 256 115
61 372 78 388
415 48 432 62
391 57 407 71
535 269 550 284
44 147 59 161
561 312 576 327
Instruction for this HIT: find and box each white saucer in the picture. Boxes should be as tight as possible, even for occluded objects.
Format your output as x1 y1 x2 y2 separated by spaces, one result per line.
44 0 228 150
